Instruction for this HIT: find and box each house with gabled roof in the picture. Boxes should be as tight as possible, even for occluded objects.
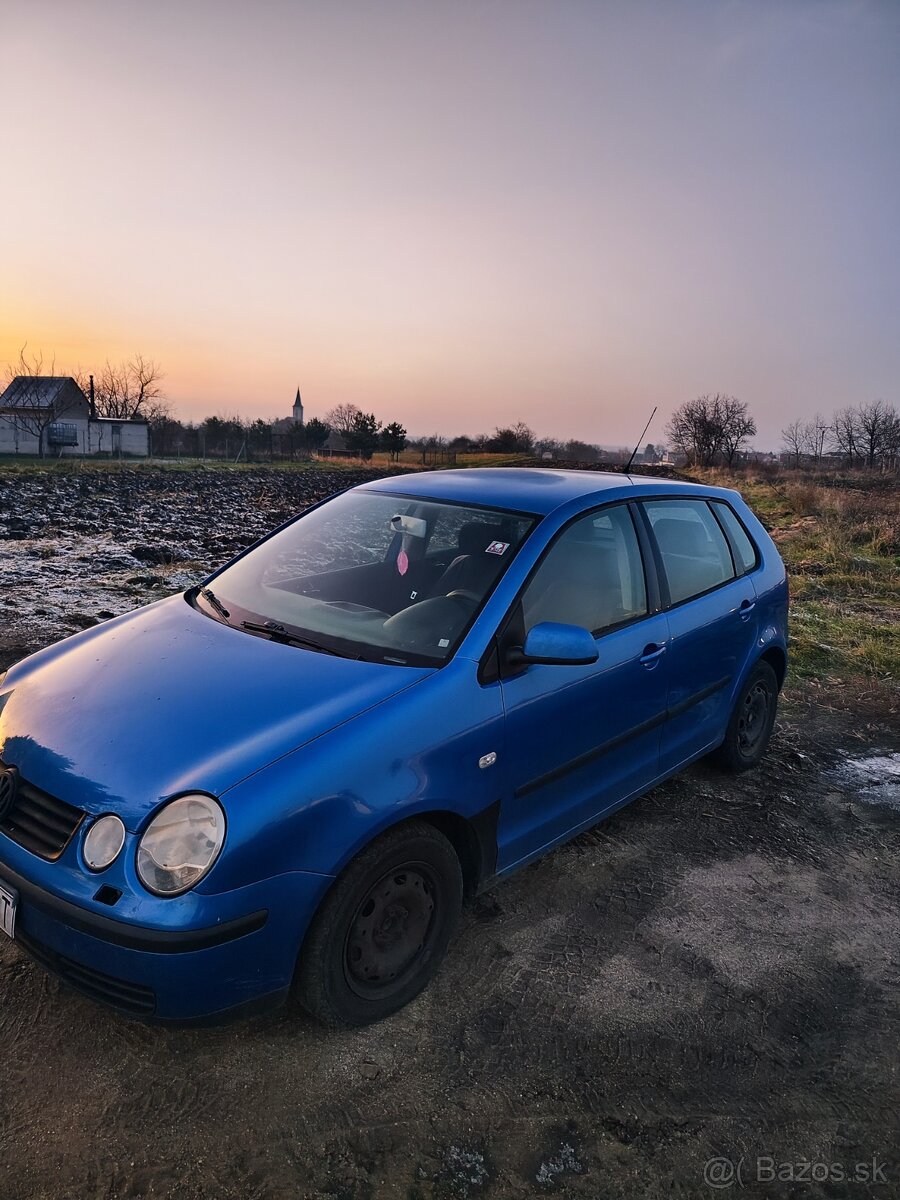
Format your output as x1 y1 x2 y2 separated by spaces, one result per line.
0 376 149 457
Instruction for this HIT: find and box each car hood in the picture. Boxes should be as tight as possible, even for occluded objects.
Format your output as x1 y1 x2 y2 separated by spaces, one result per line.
0 595 432 830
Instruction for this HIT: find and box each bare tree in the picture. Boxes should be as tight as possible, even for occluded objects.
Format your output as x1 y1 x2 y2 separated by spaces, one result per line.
510 421 535 453
720 396 757 465
487 423 536 453
668 395 722 466
75 356 165 421
884 407 900 470
781 419 806 468
1 345 85 458
667 394 755 467
830 406 860 464
856 400 893 469
324 403 361 437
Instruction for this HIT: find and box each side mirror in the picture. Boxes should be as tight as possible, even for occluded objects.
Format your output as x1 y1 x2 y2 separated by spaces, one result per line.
516 621 598 667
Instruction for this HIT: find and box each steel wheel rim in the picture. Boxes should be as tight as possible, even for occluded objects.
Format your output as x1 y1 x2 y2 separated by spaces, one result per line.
344 862 438 1000
738 681 770 755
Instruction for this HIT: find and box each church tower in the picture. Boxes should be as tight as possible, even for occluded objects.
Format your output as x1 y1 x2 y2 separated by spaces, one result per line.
292 387 304 425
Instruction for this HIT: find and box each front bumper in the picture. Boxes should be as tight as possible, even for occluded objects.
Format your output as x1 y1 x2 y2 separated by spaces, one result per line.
0 857 333 1023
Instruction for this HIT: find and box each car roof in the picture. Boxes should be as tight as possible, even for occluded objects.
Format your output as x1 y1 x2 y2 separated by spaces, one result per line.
359 467 726 517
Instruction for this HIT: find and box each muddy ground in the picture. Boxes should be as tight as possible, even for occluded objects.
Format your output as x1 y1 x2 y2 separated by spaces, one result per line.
1 467 898 1200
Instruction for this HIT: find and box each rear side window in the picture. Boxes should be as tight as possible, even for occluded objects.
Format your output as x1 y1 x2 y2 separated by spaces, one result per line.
712 502 758 574
643 499 735 604
522 503 647 635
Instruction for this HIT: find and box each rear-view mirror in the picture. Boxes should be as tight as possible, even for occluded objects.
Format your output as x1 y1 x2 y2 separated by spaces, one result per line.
390 514 428 539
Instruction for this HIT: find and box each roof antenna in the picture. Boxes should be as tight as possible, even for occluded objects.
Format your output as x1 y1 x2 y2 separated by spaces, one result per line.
624 405 657 474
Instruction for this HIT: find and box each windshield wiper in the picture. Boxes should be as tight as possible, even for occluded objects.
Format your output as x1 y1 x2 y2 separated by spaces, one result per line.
200 587 230 619
240 620 342 656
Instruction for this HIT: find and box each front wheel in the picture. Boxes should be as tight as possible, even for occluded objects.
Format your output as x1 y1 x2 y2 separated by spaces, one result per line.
712 660 779 773
295 820 463 1027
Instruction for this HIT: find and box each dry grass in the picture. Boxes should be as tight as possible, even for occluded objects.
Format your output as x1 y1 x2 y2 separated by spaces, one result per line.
693 466 899 696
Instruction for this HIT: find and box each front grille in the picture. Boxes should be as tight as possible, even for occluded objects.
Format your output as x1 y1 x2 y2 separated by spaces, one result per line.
0 766 85 861
16 928 157 1016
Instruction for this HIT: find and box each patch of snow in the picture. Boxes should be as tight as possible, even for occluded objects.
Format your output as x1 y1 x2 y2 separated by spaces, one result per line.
536 1142 583 1185
0 533 202 642
830 752 900 810
441 1145 489 1197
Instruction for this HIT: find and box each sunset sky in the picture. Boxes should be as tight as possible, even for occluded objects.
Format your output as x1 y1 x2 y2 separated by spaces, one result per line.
1 0 898 447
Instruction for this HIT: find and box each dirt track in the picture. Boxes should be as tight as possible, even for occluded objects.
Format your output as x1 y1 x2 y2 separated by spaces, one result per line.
1 467 898 1199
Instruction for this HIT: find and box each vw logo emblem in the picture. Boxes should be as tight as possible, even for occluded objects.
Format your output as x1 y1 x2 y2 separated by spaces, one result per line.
0 766 19 823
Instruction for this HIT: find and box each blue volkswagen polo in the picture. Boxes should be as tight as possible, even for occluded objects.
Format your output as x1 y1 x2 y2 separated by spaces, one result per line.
0 469 787 1025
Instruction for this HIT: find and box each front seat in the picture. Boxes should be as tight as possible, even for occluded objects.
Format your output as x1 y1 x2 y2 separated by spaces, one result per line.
523 542 625 633
430 522 509 597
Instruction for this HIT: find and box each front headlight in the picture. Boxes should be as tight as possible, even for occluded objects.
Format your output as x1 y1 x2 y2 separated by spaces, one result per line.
84 814 126 871
136 794 226 896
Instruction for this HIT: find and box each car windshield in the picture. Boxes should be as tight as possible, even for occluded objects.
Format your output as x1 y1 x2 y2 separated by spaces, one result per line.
198 489 536 665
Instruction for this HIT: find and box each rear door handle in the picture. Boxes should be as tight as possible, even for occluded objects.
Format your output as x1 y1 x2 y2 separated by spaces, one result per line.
739 599 756 621
639 643 667 666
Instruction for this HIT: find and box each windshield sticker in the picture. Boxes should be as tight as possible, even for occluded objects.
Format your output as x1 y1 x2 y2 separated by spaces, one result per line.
396 550 409 576
485 540 509 556
438 638 450 647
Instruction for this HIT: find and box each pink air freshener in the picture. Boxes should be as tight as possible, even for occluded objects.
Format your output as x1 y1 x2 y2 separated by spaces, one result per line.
397 550 409 576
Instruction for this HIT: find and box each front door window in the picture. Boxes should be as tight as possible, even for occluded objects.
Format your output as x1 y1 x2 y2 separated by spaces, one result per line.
521 503 648 635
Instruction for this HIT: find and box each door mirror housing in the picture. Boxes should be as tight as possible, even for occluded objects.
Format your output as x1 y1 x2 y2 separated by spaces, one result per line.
517 621 598 667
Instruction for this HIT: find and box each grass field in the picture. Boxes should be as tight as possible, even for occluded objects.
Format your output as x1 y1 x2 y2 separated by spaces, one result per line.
693 467 899 700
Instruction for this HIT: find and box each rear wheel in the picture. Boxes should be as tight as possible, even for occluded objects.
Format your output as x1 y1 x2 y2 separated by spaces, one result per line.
296 821 462 1027
713 660 779 773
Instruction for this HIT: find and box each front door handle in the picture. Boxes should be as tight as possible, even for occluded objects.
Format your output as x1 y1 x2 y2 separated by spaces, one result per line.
739 599 756 621
639 643 667 667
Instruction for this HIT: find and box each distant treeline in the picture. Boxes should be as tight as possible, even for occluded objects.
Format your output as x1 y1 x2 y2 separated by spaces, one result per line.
149 405 409 462
145 411 628 465
9 348 896 469
147 397 900 472
780 400 899 470
665 394 899 471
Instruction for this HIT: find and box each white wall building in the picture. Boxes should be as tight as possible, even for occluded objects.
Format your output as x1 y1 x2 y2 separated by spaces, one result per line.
0 376 149 457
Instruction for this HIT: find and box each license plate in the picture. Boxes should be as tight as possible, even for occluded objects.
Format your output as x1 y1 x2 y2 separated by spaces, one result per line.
0 882 17 939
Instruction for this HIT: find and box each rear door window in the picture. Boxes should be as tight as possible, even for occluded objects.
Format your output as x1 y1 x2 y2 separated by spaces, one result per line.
712 502 758 574
643 499 736 605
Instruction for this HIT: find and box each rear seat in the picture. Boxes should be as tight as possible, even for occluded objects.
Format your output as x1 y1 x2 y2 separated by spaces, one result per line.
652 518 729 600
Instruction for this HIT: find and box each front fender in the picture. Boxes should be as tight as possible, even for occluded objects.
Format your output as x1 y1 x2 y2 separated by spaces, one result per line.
198 658 506 893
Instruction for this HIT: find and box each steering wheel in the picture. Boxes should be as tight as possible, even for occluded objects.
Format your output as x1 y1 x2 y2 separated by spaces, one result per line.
445 589 480 605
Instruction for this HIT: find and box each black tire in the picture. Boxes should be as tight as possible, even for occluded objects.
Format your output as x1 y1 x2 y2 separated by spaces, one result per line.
713 660 779 773
295 820 463 1027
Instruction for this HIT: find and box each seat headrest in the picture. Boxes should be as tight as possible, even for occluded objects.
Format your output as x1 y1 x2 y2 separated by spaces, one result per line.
457 522 507 556
544 539 620 582
653 518 708 557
